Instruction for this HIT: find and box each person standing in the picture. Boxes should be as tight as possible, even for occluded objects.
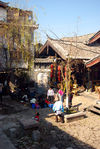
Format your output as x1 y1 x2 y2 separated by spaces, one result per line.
47 87 54 103
96 87 100 100
58 88 64 102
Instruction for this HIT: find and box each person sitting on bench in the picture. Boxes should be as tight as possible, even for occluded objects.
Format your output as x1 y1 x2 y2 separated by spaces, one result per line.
53 100 64 123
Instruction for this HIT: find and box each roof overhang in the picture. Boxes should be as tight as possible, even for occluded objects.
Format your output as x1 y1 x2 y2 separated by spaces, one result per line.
86 55 100 68
39 40 67 60
88 31 100 44
34 58 54 63
0 1 8 8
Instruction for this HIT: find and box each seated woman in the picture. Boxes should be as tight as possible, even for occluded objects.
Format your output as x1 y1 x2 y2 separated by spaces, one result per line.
52 100 64 123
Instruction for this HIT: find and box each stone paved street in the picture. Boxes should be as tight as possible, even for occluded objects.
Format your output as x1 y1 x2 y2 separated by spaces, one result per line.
0 91 100 149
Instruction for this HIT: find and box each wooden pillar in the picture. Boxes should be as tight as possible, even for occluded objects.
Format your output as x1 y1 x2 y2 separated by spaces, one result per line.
55 53 57 83
87 68 92 91
47 44 49 55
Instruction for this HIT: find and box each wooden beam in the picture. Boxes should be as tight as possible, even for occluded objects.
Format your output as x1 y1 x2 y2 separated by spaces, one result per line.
86 58 100 68
64 111 86 123
47 43 49 55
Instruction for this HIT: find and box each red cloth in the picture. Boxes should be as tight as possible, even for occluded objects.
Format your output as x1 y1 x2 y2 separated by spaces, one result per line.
35 103 40 109
34 115 39 121
45 100 50 104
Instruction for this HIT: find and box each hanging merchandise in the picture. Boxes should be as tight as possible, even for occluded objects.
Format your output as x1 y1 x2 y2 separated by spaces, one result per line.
58 65 61 82
50 64 53 79
64 65 67 78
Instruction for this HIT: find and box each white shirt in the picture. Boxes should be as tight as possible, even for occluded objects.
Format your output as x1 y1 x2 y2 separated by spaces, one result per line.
47 89 54 97
30 98 36 104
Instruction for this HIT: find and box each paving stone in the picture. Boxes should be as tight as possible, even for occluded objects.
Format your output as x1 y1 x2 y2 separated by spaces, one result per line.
2 121 20 131
50 146 58 149
50 130 57 139
8 127 17 138
19 118 39 130
66 147 73 149
0 115 7 121
0 129 16 149
32 130 40 141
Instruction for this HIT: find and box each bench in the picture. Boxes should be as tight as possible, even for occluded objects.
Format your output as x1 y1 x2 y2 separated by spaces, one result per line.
64 111 86 123
71 103 82 112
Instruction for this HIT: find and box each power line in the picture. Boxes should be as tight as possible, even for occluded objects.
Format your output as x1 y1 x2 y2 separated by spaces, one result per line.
45 30 100 55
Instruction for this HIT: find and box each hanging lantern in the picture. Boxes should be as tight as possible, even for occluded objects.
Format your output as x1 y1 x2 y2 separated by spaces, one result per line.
50 70 53 78
64 72 66 77
50 64 54 78
64 65 67 77
58 65 61 81
51 64 53 68
58 65 61 71
65 65 67 71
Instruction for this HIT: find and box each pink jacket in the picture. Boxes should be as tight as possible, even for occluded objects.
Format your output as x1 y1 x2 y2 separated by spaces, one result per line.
58 89 64 96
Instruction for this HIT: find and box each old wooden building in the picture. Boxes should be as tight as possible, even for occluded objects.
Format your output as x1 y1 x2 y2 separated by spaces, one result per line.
86 53 100 91
0 1 38 83
34 31 100 91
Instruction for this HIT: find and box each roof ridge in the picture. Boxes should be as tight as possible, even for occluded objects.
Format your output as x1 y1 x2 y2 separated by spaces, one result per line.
48 32 95 43
62 32 95 39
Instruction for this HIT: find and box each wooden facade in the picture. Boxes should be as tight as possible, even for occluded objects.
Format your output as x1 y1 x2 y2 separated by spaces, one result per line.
34 31 100 91
86 55 100 91
0 1 38 85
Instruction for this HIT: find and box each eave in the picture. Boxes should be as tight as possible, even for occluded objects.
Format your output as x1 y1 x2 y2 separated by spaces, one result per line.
34 58 54 63
88 31 100 44
0 1 8 8
39 40 67 60
86 55 100 68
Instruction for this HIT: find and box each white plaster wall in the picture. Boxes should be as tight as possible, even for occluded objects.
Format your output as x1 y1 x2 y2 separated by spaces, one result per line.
0 7 7 21
34 68 50 86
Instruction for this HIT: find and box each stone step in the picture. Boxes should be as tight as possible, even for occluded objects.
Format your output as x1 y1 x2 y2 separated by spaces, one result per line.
94 104 100 110
89 107 100 115
64 111 86 123
96 100 100 104
19 118 39 130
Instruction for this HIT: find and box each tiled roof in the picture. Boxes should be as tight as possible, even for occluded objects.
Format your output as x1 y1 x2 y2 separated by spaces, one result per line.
45 33 100 60
0 1 8 7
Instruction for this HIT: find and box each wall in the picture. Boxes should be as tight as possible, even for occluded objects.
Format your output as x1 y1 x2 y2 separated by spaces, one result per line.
0 48 6 69
0 7 7 21
34 68 50 94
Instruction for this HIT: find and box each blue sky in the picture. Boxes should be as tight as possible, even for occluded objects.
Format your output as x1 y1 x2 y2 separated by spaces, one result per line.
3 0 100 43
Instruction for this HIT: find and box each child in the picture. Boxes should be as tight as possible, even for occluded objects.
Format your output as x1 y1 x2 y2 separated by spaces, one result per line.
34 112 40 121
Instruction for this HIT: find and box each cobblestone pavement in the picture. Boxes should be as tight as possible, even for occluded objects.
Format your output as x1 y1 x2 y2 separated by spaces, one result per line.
0 91 100 149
